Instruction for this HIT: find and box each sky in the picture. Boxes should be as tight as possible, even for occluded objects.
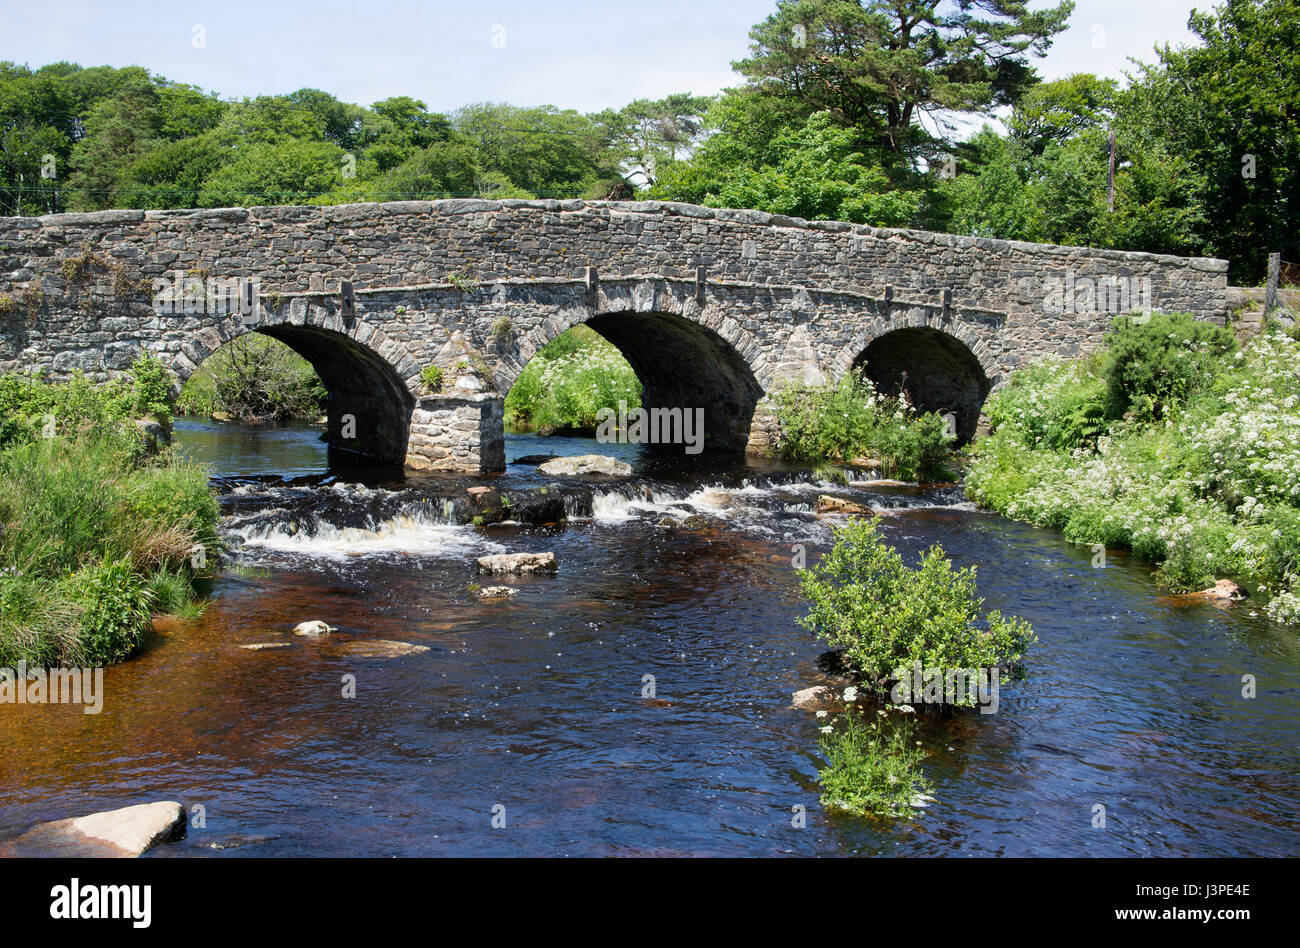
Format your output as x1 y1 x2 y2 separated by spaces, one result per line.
0 0 1207 113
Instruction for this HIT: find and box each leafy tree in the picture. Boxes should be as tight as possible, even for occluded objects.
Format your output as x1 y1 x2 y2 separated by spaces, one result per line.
1121 0 1299 280
734 0 1073 170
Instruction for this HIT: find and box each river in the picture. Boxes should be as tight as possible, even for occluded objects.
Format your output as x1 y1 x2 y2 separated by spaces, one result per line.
1 415 1297 856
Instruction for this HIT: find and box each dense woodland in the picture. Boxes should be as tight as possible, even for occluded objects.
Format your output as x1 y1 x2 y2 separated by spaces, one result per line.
1 0 1295 280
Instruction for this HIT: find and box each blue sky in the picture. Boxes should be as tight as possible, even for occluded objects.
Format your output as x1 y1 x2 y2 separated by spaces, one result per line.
0 0 1205 112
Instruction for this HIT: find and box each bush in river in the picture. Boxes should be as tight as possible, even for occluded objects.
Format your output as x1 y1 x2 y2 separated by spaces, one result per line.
797 517 1035 696
0 365 219 667
773 371 955 482
966 325 1300 622
817 695 932 818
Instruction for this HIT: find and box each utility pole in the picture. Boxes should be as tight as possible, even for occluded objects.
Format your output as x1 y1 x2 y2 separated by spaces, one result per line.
1107 129 1116 213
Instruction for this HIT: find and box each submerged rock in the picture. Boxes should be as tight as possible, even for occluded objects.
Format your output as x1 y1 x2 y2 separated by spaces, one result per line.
538 454 632 477
240 642 292 651
292 620 335 636
512 454 558 465
791 685 839 711
325 639 430 659
475 585 517 600
816 494 869 515
476 551 558 574
1 801 186 857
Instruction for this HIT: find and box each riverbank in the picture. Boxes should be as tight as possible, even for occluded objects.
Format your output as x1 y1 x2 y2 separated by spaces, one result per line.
965 319 1300 624
0 359 220 667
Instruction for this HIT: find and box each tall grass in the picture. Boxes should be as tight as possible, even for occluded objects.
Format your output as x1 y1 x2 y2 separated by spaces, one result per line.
0 358 219 667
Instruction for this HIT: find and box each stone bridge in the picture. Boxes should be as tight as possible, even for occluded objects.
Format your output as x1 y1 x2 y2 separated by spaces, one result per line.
0 199 1229 472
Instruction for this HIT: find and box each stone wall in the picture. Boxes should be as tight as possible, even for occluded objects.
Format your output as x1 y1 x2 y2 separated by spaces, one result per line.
0 200 1231 470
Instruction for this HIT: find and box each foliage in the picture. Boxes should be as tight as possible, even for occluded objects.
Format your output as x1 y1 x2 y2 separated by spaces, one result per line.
177 334 325 421
0 354 173 449
797 517 1036 691
419 364 444 393
1102 311 1237 421
818 699 932 818
0 370 219 667
966 329 1300 618
504 325 641 432
773 371 954 481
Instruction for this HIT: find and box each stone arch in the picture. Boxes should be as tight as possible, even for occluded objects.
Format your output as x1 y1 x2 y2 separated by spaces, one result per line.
496 287 767 452
169 305 419 465
831 312 999 444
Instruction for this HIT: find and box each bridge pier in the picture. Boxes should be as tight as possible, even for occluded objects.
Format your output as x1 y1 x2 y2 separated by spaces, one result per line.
405 394 505 473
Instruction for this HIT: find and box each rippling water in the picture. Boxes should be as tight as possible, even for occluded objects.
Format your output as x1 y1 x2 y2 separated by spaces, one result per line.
1 416 1297 857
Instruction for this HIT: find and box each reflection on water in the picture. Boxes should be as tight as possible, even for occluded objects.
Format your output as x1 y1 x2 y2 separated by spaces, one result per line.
1 419 1297 856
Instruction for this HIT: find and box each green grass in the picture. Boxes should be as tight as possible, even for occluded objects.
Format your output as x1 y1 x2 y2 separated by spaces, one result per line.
0 360 220 667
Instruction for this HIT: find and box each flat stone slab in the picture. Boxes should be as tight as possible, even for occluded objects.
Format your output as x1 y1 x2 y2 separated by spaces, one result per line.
1 801 186 857
476 552 557 574
538 454 632 476
240 642 293 651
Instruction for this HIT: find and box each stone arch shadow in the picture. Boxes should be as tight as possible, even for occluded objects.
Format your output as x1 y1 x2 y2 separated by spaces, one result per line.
830 313 1003 444
169 309 419 466
495 296 768 453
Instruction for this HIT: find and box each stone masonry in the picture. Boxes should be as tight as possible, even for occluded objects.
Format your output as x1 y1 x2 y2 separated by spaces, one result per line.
0 199 1230 470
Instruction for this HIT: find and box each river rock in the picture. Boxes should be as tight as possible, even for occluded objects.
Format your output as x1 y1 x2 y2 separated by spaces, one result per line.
816 495 869 515
467 486 495 501
791 685 839 711
512 454 557 465
538 454 632 476
326 639 430 659
292 620 335 636
476 585 517 600
240 642 292 651
0 801 186 858
1204 579 1247 601
850 457 883 471
476 551 557 574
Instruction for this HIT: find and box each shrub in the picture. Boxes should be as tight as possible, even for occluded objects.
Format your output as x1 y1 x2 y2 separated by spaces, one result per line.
818 699 932 818
773 372 955 481
798 518 1035 694
62 557 151 665
1103 311 1236 420
177 334 325 421
966 329 1300 621
504 326 641 432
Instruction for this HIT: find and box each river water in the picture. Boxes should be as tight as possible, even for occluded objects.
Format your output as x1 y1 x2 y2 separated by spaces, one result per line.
2 415 1297 857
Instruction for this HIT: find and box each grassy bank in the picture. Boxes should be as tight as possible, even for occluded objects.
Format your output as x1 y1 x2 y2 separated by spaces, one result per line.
0 359 219 667
504 326 641 434
772 371 956 482
965 314 1300 624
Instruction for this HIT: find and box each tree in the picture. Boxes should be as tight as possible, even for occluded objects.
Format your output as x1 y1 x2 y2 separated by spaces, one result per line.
734 0 1073 171
1122 0 1299 280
